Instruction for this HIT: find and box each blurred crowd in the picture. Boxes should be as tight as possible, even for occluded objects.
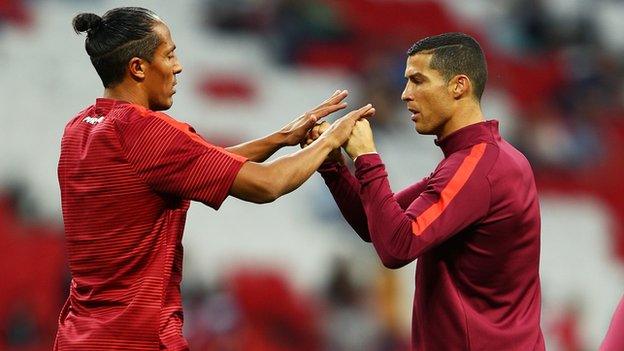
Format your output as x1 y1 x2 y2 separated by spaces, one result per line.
3 0 624 350
207 1 624 262
182 260 408 351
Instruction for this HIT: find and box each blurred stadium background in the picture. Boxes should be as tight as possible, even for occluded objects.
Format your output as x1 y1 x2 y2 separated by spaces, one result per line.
2 0 624 350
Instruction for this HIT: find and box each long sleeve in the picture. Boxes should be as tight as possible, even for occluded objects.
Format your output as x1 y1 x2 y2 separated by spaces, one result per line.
394 176 430 210
320 162 430 243
319 162 371 242
354 144 494 269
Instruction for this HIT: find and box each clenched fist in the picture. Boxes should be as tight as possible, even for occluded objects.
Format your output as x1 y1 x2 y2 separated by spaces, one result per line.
344 118 376 160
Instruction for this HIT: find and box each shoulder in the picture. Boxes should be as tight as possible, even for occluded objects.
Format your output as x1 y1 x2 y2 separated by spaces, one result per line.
498 139 532 168
114 109 229 155
115 107 191 132
424 143 499 197
437 143 499 178
112 103 154 124
150 111 196 132
490 139 535 182
64 105 95 129
111 107 188 140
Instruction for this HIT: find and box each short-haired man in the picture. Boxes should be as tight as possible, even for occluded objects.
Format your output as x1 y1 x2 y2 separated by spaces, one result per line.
308 32 544 350
55 7 374 350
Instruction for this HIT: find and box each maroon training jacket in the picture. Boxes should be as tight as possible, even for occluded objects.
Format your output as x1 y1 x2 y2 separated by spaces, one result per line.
320 120 544 350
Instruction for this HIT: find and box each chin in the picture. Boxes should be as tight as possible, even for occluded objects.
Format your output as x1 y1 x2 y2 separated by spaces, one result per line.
415 124 433 135
152 99 173 111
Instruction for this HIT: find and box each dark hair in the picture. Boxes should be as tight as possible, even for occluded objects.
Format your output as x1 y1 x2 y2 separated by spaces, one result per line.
72 7 162 88
407 32 487 101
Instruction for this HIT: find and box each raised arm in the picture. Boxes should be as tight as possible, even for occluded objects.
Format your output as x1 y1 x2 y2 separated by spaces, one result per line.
303 121 430 242
116 106 373 209
228 104 376 203
344 119 493 269
299 121 371 241
319 164 431 243
225 90 348 162
318 161 371 242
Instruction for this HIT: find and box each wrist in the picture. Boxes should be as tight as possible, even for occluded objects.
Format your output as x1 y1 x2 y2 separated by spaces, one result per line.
270 130 290 148
353 151 378 162
315 133 332 148
315 136 336 153
349 147 377 160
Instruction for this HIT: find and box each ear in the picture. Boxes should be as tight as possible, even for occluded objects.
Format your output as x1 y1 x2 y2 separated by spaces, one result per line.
128 57 147 82
449 75 471 99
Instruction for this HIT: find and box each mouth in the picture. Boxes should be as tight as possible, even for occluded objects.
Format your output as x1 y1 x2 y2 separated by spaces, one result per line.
408 108 420 121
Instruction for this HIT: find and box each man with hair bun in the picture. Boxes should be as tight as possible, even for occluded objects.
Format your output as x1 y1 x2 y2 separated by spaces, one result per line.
306 32 544 350
56 7 374 350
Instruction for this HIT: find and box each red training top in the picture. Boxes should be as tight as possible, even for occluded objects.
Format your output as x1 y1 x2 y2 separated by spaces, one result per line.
55 98 247 350
320 120 544 350
601 294 624 351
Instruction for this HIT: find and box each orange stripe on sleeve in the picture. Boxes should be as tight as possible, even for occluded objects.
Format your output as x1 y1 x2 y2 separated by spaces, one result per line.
153 112 248 163
411 143 487 236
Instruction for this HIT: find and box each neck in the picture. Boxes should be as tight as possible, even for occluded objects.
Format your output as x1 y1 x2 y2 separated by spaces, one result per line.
437 101 485 140
103 82 149 109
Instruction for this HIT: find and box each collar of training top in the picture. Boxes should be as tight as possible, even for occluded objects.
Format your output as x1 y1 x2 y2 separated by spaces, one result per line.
435 120 500 158
94 98 134 115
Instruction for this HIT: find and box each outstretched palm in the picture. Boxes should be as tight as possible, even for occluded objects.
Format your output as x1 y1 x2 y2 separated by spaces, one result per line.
279 90 348 146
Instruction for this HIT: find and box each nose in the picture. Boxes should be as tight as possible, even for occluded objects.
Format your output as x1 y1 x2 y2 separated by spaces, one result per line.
401 85 412 102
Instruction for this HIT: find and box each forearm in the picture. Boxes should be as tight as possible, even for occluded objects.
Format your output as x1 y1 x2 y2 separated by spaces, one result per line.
229 136 337 203
355 155 420 269
225 131 287 163
265 137 337 198
319 163 371 242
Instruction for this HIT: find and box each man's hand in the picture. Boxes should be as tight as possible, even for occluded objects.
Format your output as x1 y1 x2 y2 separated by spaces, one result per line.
319 104 376 150
301 121 343 163
344 118 377 160
278 90 348 146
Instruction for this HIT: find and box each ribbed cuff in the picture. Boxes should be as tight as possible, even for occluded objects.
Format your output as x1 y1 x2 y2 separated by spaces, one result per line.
353 152 378 162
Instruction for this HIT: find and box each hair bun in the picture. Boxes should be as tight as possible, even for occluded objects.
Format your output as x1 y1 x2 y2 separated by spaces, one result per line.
72 13 102 34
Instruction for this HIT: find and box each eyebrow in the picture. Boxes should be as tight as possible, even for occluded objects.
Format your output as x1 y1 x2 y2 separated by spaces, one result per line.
405 72 426 80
